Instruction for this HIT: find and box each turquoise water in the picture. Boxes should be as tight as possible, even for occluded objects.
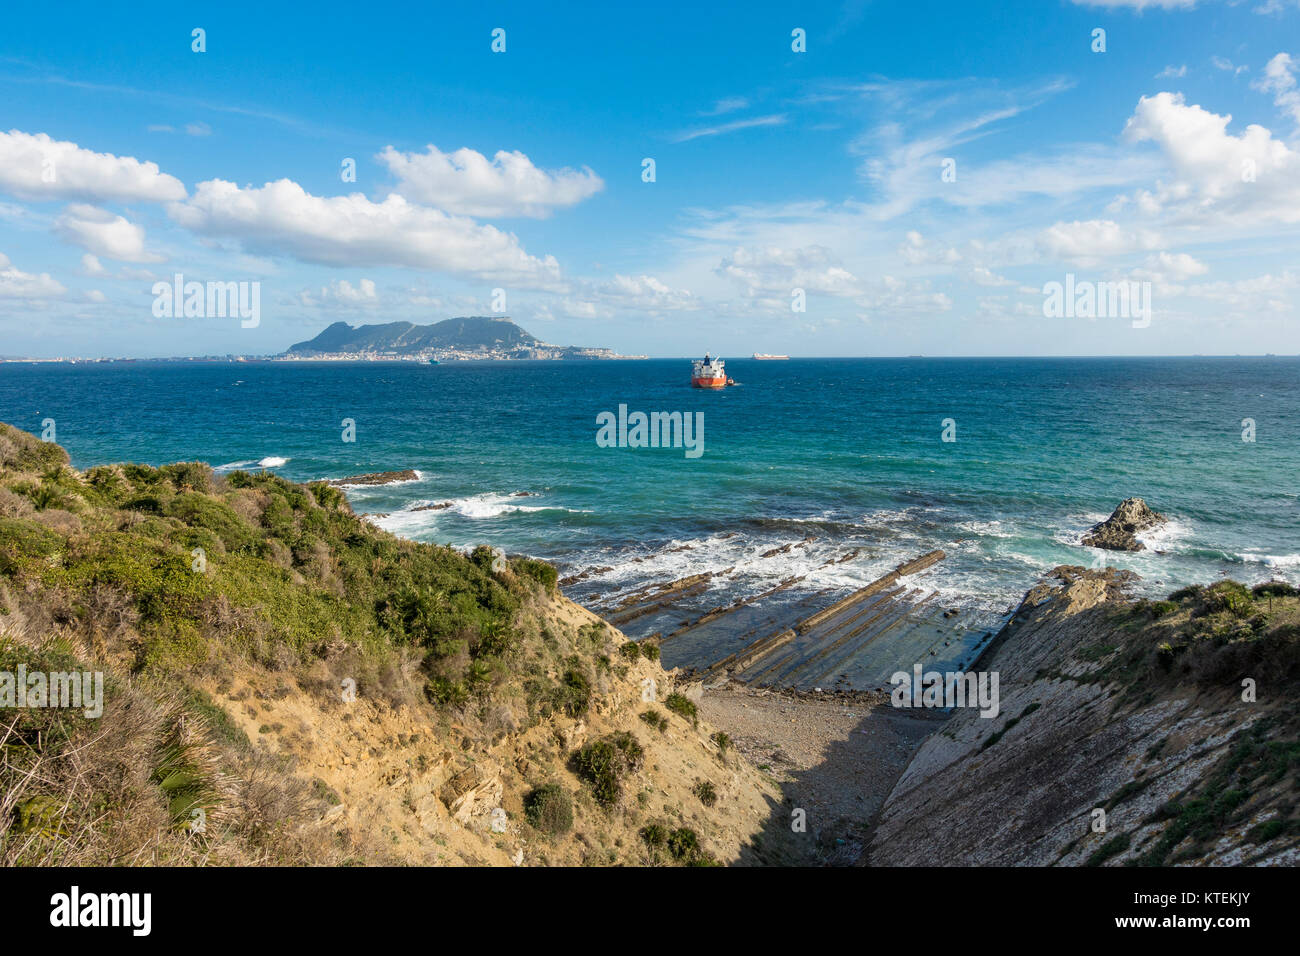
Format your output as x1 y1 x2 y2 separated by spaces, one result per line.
1 357 1296 622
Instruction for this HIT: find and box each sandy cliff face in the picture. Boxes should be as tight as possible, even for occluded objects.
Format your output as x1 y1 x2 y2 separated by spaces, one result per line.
870 568 1299 866
0 422 781 867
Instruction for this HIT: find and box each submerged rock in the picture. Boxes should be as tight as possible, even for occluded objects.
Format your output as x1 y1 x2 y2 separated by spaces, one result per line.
327 469 419 486
1082 497 1166 552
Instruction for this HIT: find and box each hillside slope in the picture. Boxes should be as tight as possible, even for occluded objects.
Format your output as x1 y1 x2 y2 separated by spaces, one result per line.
869 566 1300 866
0 423 786 866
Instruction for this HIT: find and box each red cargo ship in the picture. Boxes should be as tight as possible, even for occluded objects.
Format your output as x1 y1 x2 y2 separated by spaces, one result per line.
691 353 733 388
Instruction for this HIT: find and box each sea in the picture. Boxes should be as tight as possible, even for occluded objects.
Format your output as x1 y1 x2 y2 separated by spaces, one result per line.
2 356 1297 659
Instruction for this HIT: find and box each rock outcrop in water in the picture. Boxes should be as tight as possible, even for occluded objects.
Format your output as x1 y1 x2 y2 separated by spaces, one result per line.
1082 497 1166 551
326 469 419 486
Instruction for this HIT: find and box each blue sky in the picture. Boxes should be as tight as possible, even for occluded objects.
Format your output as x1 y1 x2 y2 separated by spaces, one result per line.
1 0 1298 357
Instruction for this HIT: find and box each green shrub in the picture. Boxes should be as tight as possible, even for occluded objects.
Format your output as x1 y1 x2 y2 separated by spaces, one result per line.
619 642 641 661
639 709 668 732
1168 585 1202 602
553 668 592 717
1253 581 1299 599
664 693 697 725
571 732 644 807
711 731 731 755
639 823 669 848
513 557 558 592
524 783 573 835
693 781 718 807
1200 580 1255 618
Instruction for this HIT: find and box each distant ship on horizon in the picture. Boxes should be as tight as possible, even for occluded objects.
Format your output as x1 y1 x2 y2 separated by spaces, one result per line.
752 353 789 360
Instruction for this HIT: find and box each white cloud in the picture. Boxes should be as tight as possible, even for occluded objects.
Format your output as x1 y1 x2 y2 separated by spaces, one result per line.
672 115 788 143
168 179 564 288
298 278 378 307
1211 56 1249 76
377 144 603 218
969 266 1017 287
1253 53 1300 125
55 204 165 263
898 231 962 266
701 97 750 116
1037 219 1163 263
1122 91 1300 224
0 252 66 299
1157 65 1188 78
80 253 106 276
85 289 107 303
1137 251 1210 280
717 245 863 297
0 130 186 203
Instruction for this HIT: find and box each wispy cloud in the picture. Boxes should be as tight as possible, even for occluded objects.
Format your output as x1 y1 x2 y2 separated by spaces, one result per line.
672 114 788 142
700 97 750 116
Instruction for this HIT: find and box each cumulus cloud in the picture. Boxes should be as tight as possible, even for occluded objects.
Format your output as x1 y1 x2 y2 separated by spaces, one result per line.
572 274 699 316
1122 91 1300 223
0 130 186 203
0 252 66 299
55 204 165 263
1037 219 1163 263
167 179 564 288
1141 251 1209 280
298 278 378 307
717 245 863 297
377 144 603 218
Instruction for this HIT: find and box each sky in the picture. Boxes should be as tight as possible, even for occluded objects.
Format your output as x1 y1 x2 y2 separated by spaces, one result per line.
1 0 1299 358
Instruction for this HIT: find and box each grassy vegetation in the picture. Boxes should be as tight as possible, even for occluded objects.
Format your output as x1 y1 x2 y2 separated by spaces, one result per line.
0 422 579 865
571 732 644 808
639 822 717 866
523 783 574 835
1085 578 1300 699
664 692 698 726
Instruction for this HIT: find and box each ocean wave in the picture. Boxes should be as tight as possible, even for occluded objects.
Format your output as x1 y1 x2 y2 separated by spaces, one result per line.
213 456 290 472
1135 517 1192 551
1235 550 1300 569
371 491 590 535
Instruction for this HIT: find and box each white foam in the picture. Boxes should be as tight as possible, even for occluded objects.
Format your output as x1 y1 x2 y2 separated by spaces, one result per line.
1236 550 1300 569
213 459 255 473
258 456 289 468
1134 516 1192 551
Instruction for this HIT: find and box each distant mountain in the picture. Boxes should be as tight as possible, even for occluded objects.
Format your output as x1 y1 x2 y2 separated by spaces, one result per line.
286 317 542 356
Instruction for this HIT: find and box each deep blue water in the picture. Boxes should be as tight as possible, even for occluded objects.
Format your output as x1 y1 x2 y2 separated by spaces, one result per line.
1 357 1296 615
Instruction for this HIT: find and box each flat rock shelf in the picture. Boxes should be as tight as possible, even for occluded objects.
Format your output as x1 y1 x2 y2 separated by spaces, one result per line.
577 550 1002 693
